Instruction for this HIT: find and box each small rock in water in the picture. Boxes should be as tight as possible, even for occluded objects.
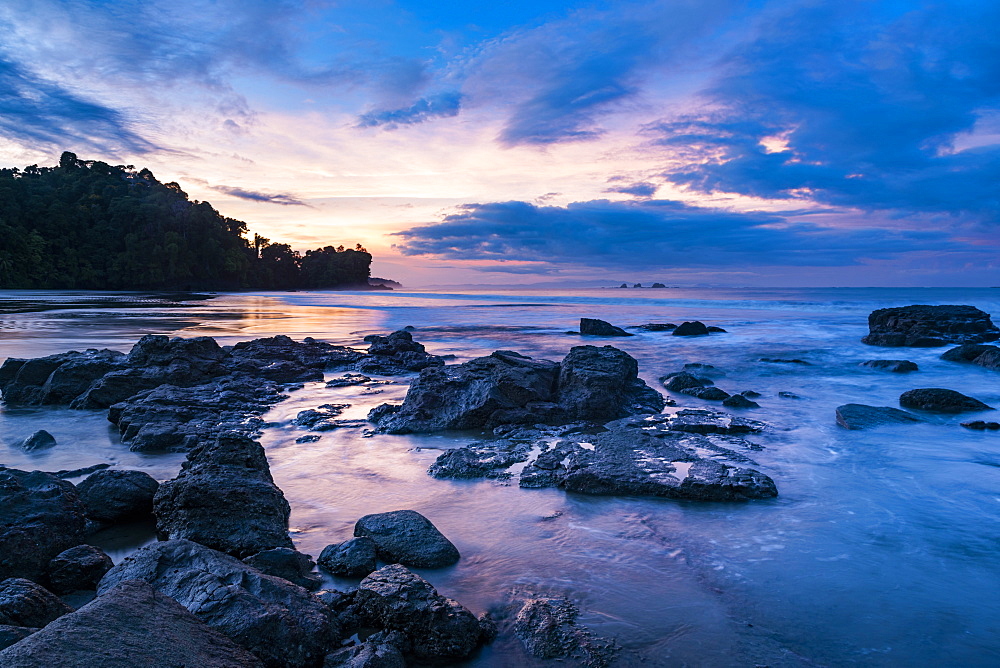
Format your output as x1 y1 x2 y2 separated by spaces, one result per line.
723 394 760 409
661 372 713 392
760 357 812 365
706 326 728 333
961 420 1000 431
778 391 801 399
318 537 378 578
579 318 632 337
899 388 993 413
679 386 730 401
672 321 709 336
16 430 56 452
740 390 762 398
325 374 371 388
295 434 321 443
860 360 919 373
835 404 925 430
354 510 460 569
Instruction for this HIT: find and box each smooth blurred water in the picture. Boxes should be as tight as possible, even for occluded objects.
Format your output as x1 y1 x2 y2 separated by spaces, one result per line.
2 287 1000 666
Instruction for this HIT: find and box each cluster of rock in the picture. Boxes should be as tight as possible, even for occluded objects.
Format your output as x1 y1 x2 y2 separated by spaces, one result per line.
941 343 1000 370
660 367 762 409
862 305 999 347
1 330 444 453
578 318 726 337
836 388 993 429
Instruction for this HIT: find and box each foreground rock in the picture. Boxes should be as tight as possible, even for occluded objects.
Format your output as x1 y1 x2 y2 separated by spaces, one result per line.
98 540 336 667
941 344 1000 370
318 538 378 578
75 469 159 524
0 578 72 627
0 349 125 406
0 469 88 582
0 580 264 667
355 564 490 662
355 510 460 568
0 626 36 652
836 404 925 430
579 318 632 337
899 388 993 413
860 360 919 373
46 545 114 594
153 434 293 557
512 594 617 667
862 305 999 347
370 346 663 434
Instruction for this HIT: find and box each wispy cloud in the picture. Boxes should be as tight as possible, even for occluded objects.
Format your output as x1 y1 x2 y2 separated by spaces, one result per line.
210 185 309 206
357 92 462 129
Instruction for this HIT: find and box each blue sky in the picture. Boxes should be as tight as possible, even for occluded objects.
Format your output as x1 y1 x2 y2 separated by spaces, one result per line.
0 0 997 286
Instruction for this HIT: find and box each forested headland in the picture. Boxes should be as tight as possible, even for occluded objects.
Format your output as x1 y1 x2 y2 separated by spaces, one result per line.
0 152 378 290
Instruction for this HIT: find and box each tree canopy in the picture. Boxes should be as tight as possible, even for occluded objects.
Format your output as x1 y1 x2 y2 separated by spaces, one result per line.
0 152 372 290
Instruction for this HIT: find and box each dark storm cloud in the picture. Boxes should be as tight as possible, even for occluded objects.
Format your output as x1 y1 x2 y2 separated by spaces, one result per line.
210 185 309 206
393 198 971 270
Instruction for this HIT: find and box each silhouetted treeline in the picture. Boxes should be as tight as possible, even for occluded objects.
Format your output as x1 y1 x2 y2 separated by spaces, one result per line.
0 152 372 290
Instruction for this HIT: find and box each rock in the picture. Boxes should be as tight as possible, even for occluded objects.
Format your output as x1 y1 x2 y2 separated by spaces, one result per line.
75 469 159 524
357 331 443 374
672 321 709 336
318 538 378 578
835 404 925 429
862 305 1000 347
777 391 801 399
98 540 336 667
899 388 993 413
243 548 322 590
635 323 676 331
661 372 712 392
941 343 1000 370
740 390 762 398
556 346 665 421
49 463 111 479
0 580 265 667
326 374 371 388
0 578 72 627
558 427 777 501
0 626 36 652
323 642 405 668
229 334 362 381
15 430 56 452
961 420 1000 430
153 434 293 558
860 360 919 373
296 434 321 443
46 545 114 594
0 469 88 582
512 595 617 667
666 409 764 435
679 386 730 401
722 394 760 409
0 349 124 406
579 318 632 337
355 564 485 662
428 440 531 480
706 326 727 333
354 510 460 569
651 283 666 288
519 442 583 489
760 357 812 365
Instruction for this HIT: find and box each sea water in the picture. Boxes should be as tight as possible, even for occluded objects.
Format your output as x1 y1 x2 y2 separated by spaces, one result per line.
1 287 999 667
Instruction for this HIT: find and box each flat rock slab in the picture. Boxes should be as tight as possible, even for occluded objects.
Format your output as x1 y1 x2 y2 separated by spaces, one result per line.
355 510 460 568
862 305 1000 347
899 388 993 413
836 404 925 429
0 580 264 667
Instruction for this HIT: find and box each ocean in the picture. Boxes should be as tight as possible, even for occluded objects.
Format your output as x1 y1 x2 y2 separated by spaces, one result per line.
2 287 999 666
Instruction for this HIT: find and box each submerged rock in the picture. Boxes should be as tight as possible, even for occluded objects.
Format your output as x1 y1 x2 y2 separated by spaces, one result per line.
98 539 336 667
15 430 56 452
0 580 265 667
835 404 925 429
153 434 293 558
428 440 531 480
862 305 999 347
899 388 993 413
0 578 72 628
512 594 617 667
679 386 730 401
354 510 460 569
46 545 114 594
579 318 632 337
635 323 676 331
961 420 1000 430
75 469 159 524
860 360 919 373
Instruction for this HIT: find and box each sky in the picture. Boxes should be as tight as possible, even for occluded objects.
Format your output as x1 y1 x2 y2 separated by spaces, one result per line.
0 0 998 287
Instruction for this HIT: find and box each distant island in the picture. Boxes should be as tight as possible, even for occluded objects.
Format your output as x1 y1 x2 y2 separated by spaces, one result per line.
0 152 381 291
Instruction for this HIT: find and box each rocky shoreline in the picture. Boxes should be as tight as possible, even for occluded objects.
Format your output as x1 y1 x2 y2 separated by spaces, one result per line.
0 304 998 665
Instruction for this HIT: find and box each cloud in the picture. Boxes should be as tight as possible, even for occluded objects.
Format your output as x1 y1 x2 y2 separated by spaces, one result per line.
393 198 977 271
654 1 1000 221
210 185 309 206
605 180 658 197
357 91 462 128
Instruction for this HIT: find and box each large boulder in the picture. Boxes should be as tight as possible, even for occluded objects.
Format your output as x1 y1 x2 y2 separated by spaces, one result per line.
0 578 72 627
899 388 993 413
0 349 124 406
354 510 460 569
835 404 925 430
358 330 444 374
46 545 114 594
0 580 265 667
862 305 999 347
229 335 363 381
98 540 337 667
153 434 293 557
75 469 159 524
0 469 88 582
355 564 486 662
557 346 665 421
579 318 632 337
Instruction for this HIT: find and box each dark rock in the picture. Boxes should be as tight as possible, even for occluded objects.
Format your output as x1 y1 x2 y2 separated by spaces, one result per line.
243 548 322 590
672 321 709 336
355 564 485 662
970 348 1000 371
899 388 993 413
579 318 632 337
665 409 764 435
76 469 159 524
835 404 925 429
961 420 1000 430
354 510 460 569
860 360 919 373
296 434 321 443
0 349 124 406
98 539 336 667
634 323 676 331
46 545 113 594
760 357 812 365
153 434 293 558
722 394 760 409
556 346 665 421
679 386 730 401
512 594 617 667
0 469 88 582
777 391 801 399
294 404 351 431
16 430 56 452
323 641 404 668
651 283 666 288
318 537 378 578
519 442 582 489
0 578 72 627
740 390 761 398
50 463 111 479
428 440 531 480
706 326 727 333
0 625 36 652
229 334 362 381
358 331 443 374
0 580 265 667
862 305 999 347
941 343 1000 371
661 372 712 392
558 427 777 501
326 374 371 387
